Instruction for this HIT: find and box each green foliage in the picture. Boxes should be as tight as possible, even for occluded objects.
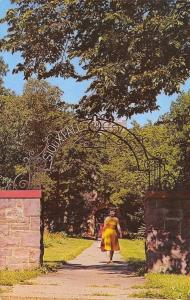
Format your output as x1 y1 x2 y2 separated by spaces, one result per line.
0 94 28 177
0 56 9 95
0 78 70 178
165 92 190 190
44 231 68 248
120 239 146 275
131 273 190 299
120 239 145 262
2 1 190 117
0 269 42 286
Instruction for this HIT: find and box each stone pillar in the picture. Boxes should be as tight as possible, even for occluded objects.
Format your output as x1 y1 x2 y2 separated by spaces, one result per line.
0 190 41 270
145 191 190 274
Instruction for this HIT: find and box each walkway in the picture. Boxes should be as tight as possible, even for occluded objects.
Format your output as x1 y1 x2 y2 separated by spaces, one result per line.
0 242 145 300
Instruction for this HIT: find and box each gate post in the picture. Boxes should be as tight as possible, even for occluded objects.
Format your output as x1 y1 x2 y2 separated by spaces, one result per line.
0 190 41 270
145 191 190 274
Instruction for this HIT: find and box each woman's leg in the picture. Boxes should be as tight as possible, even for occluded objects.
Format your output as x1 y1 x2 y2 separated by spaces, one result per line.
110 250 114 262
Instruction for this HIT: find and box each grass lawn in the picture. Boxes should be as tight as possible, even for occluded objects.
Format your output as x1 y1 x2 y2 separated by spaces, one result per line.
44 232 93 266
0 269 42 286
0 232 93 287
119 239 146 275
119 239 190 299
120 239 145 262
131 273 190 300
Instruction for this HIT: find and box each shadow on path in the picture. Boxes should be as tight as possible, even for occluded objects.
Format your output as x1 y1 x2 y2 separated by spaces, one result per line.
44 260 144 277
45 260 145 277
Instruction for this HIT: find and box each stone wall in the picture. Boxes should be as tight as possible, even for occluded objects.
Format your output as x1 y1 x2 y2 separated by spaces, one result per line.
145 191 190 274
0 190 41 270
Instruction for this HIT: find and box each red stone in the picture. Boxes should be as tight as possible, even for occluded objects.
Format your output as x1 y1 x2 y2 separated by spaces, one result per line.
5 206 24 220
13 249 29 257
24 199 40 217
16 199 24 208
21 232 40 247
0 192 41 270
0 224 9 236
7 263 29 270
0 199 15 209
0 190 42 199
9 231 27 238
11 223 30 230
0 249 12 256
0 236 21 247
19 216 30 224
0 209 5 218
7 256 29 264
0 257 6 267
29 249 40 263
28 262 39 269
30 217 41 231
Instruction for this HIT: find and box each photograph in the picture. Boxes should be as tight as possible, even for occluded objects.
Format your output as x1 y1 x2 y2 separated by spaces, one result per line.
0 1 190 299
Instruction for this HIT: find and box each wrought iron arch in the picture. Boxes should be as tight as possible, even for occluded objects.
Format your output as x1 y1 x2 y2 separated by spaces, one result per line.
0 114 172 191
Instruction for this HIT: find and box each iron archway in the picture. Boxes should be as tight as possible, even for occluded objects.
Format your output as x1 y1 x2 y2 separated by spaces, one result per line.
0 114 172 191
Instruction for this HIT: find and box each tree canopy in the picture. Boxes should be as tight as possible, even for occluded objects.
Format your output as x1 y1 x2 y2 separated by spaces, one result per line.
164 92 190 190
1 0 190 117
0 57 9 95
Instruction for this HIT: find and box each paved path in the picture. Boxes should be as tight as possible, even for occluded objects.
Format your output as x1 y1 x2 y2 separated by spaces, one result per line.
0 242 146 300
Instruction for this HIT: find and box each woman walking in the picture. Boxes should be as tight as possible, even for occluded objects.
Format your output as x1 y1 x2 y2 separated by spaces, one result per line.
101 208 122 263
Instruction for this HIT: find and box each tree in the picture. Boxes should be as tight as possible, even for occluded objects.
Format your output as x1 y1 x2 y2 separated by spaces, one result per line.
0 57 9 95
1 1 190 117
21 78 69 152
0 78 70 181
164 91 190 190
0 94 28 178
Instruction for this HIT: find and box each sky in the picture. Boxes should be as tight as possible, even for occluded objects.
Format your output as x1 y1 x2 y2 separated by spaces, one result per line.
0 0 190 126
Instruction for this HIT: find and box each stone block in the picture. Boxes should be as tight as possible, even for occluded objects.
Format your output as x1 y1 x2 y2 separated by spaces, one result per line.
181 199 190 209
0 192 41 270
0 209 5 218
21 232 40 247
24 199 40 217
146 199 157 209
29 249 40 263
0 257 6 268
6 237 21 247
19 216 30 224
0 224 9 236
9 231 28 238
7 263 29 271
0 237 20 248
5 206 24 221
13 249 29 258
30 217 41 231
0 249 12 257
28 262 39 269
7 255 29 264
16 199 24 208
0 199 15 210
11 223 30 230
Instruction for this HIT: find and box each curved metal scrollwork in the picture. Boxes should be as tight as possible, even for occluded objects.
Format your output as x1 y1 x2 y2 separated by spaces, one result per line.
0 114 174 191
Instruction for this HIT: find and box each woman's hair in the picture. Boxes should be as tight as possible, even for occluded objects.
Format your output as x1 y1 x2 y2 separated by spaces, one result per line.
109 207 117 214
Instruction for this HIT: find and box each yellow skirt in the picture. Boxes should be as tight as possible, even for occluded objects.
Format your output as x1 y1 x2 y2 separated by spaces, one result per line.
101 228 120 251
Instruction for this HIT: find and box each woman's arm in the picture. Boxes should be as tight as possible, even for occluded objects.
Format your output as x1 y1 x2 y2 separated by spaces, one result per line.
117 220 122 238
